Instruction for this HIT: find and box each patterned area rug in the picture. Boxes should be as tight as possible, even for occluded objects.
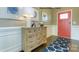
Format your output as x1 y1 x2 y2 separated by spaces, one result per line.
43 37 70 52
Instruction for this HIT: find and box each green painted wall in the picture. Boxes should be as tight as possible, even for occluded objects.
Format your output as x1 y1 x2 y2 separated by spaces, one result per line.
34 8 52 25
51 7 79 25
72 8 79 25
0 7 79 26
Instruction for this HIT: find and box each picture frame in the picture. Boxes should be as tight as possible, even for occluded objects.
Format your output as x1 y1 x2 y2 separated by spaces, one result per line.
7 7 18 14
42 12 48 22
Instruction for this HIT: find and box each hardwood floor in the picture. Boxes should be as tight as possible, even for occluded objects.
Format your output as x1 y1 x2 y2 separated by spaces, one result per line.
20 35 79 52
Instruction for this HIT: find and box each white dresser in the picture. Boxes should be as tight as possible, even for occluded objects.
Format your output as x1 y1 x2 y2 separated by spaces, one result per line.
22 27 47 52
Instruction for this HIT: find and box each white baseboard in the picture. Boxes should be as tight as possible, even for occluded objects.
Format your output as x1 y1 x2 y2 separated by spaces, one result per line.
0 44 22 52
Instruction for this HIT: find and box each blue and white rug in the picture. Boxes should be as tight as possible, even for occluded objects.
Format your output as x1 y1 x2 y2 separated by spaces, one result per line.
43 37 70 52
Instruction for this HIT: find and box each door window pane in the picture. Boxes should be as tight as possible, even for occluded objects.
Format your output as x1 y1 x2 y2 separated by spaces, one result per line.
60 13 68 19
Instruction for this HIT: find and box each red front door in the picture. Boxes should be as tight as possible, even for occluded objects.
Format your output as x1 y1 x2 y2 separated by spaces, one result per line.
58 10 71 38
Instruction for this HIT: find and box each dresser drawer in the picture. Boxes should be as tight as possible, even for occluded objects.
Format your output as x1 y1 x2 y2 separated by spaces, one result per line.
27 34 36 39
27 28 33 32
27 45 35 50
27 42 37 50
27 40 36 46
27 40 35 44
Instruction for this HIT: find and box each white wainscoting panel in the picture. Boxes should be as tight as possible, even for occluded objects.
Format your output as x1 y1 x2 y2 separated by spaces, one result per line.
71 26 79 40
45 25 58 37
46 25 53 37
0 27 22 52
52 25 58 36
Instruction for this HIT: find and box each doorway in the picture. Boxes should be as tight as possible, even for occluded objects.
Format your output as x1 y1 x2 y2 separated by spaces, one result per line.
58 10 72 38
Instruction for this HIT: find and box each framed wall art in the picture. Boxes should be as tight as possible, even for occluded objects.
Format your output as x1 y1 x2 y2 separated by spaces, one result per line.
7 7 18 14
42 12 48 22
